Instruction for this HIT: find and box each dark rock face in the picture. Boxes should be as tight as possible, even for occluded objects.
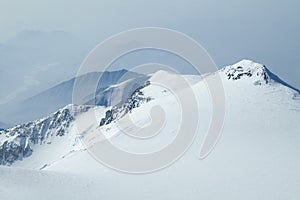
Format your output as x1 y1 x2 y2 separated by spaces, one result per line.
100 81 152 126
227 66 253 80
0 139 33 165
226 65 269 83
0 105 86 165
224 62 271 86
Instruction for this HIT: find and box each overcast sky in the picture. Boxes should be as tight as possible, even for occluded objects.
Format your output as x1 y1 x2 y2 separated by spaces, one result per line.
0 0 299 92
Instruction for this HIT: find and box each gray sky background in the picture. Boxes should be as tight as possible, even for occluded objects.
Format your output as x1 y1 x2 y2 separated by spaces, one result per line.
0 0 299 103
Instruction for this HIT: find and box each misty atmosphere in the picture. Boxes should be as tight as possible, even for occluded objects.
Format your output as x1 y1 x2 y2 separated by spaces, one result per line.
0 1 299 200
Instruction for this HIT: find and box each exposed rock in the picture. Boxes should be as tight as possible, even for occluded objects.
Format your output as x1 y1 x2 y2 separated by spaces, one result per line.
0 105 91 165
100 81 152 126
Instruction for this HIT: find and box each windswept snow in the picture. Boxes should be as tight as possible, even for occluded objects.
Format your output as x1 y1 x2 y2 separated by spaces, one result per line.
0 60 300 200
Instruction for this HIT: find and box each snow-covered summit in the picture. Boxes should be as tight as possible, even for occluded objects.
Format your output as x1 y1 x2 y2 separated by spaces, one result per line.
222 59 300 93
222 59 270 84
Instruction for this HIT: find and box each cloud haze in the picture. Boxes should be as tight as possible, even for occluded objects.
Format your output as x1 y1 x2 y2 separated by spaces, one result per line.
0 0 299 105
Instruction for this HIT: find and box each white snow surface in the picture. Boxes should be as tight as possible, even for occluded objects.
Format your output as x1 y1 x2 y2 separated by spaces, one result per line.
1 60 300 200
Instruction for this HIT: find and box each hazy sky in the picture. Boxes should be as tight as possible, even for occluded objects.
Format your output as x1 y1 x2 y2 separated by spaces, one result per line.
0 0 299 92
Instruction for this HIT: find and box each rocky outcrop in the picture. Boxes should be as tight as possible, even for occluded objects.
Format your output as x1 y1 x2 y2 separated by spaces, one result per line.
100 81 152 126
0 105 90 165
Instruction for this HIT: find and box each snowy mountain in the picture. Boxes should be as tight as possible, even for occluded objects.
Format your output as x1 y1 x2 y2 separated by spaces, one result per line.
0 105 91 165
223 59 300 92
99 81 152 126
0 70 149 125
0 59 299 200
0 79 152 167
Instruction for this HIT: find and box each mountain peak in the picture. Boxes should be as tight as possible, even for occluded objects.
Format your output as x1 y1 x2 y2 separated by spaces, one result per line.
222 59 300 93
222 59 271 85
233 59 265 69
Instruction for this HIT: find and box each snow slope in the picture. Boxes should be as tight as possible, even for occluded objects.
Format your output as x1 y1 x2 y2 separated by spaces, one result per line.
0 59 300 200
0 70 148 125
0 166 105 200
0 104 91 166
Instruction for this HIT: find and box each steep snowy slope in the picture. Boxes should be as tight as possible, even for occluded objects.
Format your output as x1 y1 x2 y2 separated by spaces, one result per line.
0 80 151 169
0 70 148 125
0 60 300 200
0 104 92 166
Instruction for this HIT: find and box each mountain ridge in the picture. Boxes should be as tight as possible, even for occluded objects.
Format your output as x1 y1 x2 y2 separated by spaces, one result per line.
1 59 299 167
0 69 149 125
